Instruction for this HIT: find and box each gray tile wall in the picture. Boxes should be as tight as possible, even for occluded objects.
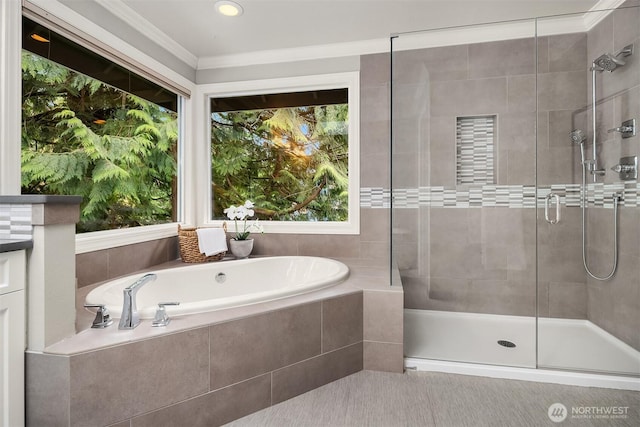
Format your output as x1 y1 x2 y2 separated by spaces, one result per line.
585 1 640 351
390 33 589 319
27 292 363 427
363 290 404 372
76 237 179 287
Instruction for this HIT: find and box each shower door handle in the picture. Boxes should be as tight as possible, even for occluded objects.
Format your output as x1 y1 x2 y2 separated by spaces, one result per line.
544 193 561 224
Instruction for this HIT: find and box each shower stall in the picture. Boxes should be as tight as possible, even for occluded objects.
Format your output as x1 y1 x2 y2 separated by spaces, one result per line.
391 3 640 383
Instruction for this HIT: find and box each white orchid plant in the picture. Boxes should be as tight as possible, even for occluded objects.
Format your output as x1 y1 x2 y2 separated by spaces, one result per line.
223 200 264 240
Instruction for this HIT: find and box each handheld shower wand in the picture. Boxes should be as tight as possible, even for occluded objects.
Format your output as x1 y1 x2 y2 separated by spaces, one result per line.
591 44 634 72
569 128 621 281
569 129 586 165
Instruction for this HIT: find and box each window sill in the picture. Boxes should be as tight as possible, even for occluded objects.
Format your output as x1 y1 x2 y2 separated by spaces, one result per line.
75 216 360 255
205 219 359 235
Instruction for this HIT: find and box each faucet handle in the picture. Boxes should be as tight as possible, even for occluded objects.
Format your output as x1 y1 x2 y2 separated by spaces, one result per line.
607 119 636 138
151 302 180 327
84 304 114 328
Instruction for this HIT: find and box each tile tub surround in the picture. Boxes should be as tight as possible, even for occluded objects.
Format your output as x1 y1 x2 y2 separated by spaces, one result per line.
27 290 364 427
32 259 402 427
76 236 179 288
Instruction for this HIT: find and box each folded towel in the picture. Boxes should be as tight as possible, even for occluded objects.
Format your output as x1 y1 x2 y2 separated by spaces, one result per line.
196 228 228 257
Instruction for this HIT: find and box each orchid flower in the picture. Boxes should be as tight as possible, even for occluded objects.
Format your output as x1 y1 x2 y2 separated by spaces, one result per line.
224 200 263 240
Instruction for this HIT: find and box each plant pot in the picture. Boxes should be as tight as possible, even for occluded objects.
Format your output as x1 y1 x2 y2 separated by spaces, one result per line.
229 238 254 259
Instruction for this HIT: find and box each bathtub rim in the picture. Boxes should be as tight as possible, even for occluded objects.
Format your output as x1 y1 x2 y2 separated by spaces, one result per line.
84 255 351 319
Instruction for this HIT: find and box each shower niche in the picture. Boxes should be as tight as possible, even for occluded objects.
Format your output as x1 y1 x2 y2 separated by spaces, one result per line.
456 115 497 185
392 4 640 381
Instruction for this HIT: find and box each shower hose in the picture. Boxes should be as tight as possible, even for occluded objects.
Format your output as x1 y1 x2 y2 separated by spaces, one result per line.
579 162 620 281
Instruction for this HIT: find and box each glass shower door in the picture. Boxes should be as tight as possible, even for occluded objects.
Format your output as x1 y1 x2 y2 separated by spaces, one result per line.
536 8 640 376
392 20 538 368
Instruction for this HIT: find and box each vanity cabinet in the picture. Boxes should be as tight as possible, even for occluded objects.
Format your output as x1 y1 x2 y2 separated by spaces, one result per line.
0 249 26 427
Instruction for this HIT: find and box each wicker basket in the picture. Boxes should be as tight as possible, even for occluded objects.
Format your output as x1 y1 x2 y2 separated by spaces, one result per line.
178 224 227 263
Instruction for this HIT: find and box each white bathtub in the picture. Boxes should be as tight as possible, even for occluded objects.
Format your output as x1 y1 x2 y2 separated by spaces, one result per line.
85 256 349 319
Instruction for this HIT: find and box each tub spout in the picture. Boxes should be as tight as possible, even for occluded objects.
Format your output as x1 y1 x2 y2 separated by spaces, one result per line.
118 273 157 329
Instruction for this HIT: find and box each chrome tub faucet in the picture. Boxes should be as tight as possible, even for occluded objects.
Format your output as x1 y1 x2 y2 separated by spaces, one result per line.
118 273 157 329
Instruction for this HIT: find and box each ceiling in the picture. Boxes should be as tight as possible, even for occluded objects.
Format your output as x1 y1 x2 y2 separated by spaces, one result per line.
119 0 599 56
66 0 607 68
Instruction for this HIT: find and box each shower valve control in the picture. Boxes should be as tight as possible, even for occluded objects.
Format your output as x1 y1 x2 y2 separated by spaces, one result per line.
608 119 636 139
611 156 638 181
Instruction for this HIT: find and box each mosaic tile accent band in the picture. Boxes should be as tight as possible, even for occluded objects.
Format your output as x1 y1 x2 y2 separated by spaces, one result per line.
361 182 640 209
0 204 33 240
360 187 391 208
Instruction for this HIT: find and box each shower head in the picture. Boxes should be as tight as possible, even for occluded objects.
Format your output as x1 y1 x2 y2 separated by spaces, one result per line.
591 44 634 72
593 53 625 71
570 129 587 165
570 129 586 145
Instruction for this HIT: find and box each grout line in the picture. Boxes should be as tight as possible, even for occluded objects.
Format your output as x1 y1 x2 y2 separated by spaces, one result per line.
320 300 324 354
272 341 363 373
209 371 272 393
363 339 403 345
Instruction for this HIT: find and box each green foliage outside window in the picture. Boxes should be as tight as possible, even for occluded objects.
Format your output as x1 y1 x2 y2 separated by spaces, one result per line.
211 103 349 222
21 52 178 232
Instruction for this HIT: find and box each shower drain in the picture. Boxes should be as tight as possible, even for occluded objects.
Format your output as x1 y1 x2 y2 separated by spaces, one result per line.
497 340 516 348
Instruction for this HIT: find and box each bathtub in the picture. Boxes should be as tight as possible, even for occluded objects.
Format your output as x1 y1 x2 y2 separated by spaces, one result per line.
85 256 349 319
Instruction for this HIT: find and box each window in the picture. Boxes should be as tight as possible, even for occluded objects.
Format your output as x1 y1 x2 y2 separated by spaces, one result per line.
21 17 180 233
205 73 359 234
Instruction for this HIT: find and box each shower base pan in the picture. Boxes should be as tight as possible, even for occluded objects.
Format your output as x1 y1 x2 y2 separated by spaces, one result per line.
404 309 640 390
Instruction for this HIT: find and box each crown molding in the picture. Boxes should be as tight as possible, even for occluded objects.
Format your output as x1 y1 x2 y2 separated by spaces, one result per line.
94 0 198 69
197 13 588 69
197 38 389 70
583 0 627 30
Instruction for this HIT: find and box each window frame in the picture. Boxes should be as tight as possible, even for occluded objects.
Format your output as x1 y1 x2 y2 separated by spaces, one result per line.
197 72 360 235
11 3 196 254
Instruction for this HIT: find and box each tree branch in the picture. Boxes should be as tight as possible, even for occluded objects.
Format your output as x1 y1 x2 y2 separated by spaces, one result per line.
255 179 326 218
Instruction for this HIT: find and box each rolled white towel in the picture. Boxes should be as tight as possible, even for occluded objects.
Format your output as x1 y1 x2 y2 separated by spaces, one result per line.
196 228 228 256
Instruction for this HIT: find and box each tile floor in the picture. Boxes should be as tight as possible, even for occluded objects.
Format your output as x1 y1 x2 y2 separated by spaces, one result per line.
226 370 640 426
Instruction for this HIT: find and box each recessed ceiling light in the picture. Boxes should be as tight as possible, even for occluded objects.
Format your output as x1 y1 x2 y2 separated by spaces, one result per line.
214 0 244 17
